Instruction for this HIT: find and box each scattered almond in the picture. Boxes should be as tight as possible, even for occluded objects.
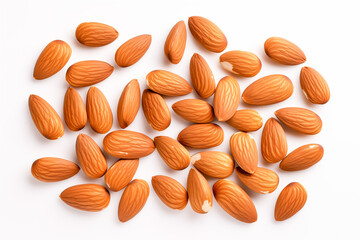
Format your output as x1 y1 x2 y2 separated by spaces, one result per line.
230 132 258 174
172 99 214 123
280 144 324 171
104 159 139 191
264 37 306 65
226 109 263 132
117 79 140 129
219 50 262 77
75 22 118 47
235 167 279 194
189 53 215 98
63 87 87 131
300 66 330 104
191 151 234 178
164 21 187 64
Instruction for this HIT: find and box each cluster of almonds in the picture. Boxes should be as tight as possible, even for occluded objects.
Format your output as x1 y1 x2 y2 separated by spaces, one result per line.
29 16 330 223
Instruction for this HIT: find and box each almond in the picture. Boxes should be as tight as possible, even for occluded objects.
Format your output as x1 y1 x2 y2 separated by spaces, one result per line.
28 94 64 140
86 86 113 134
33 40 72 80
235 167 279 194
230 132 258 174
226 109 263 132
118 179 150 222
63 87 87 131
189 53 215 98
146 70 193 96
219 50 262 77
172 99 214 123
261 118 287 163
103 130 155 158
31 157 80 182
75 22 118 47
275 182 307 221
60 184 110 212
213 179 257 223
164 21 187 64
152 175 188 210
154 136 190 170
117 79 140 128
142 89 171 131
76 133 107 178
213 76 241 121
264 37 306 65
280 144 324 171
187 168 213 214
300 66 330 104
242 74 293 105
115 34 151 67
188 16 227 52
66 60 114 87
177 123 224 149
104 159 139 191
275 107 322 135
191 151 234 178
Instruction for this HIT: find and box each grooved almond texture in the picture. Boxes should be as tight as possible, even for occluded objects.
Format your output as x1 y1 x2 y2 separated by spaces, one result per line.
235 167 279 194
154 136 190 170
172 99 214 123
31 157 80 182
63 87 87 131
117 79 140 128
164 21 187 64
264 37 306 65
75 22 119 47
275 107 322 135
191 151 234 178
213 76 241 121
104 159 139 191
33 40 72 80
219 50 262 77
66 60 114 87
213 179 257 223
152 175 188 210
230 132 258 174
280 144 324 171
28 94 64 140
115 34 152 67
226 109 263 132
190 53 215 98
300 66 330 104
242 74 293 105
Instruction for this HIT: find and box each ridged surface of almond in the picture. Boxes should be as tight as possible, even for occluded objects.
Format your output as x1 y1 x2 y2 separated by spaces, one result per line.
117 79 140 128
172 99 214 123
220 50 262 77
226 109 263 132
235 167 279 194
280 144 324 171
230 132 258 174
213 179 257 223
300 66 330 104
190 53 215 98
63 87 87 131
264 37 306 65
115 34 151 67
76 22 118 47
191 151 234 178
104 159 139 191
164 21 187 64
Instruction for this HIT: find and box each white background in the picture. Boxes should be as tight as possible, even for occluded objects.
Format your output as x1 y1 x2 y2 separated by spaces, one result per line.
1 0 359 239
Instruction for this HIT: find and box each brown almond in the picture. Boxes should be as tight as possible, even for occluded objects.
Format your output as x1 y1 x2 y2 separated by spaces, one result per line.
280 144 324 171
189 53 215 98
172 99 214 123
220 50 262 77
264 37 306 65
235 167 279 194
63 87 87 131
115 34 151 67
300 66 330 104
230 132 258 174
117 79 140 128
104 159 139 191
164 21 187 64
75 22 118 47
226 109 263 132
191 151 234 178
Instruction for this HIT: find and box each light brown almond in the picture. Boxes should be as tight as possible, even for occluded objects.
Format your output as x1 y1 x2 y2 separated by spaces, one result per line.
191 151 234 178
104 159 139 191
63 87 87 131
189 53 215 98
226 109 263 132
300 66 330 104
280 144 324 171
75 22 118 47
220 50 262 77
235 167 279 194
172 99 214 123
164 21 187 64
115 34 151 67
264 37 306 65
230 132 258 174
117 79 140 129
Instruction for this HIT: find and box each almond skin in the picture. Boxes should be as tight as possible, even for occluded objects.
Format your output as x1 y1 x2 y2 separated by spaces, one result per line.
86 86 113 134
103 130 155 158
187 168 213 214
220 50 262 77
280 144 324 171
164 21 187 64
33 40 72 80
117 79 140 129
66 60 114 87
275 182 307 221
60 184 110 212
75 22 118 47
172 99 215 123
115 34 151 67
261 118 288 163
275 107 322 135
146 70 193 96
191 151 234 178
300 66 330 104
188 16 227 53
154 136 190 170
177 123 224 149
76 133 107 179
142 89 171 131
264 37 306 65
230 132 258 174
104 159 139 191
213 179 257 223
242 74 293 105
63 87 87 131
28 94 64 140
235 167 279 194
213 76 241 121
190 53 215 98
31 157 80 182
226 109 263 132
118 179 150 222
152 175 188 210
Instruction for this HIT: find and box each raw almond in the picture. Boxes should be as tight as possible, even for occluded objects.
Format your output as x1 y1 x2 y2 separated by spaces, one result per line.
154 136 190 170
117 79 140 128
63 87 87 131
189 53 215 98
226 109 263 132
28 94 64 140
191 151 234 178
104 159 139 191
33 40 72 80
235 167 279 194
164 20 187 64
300 66 330 104
213 179 257 223
264 37 306 65
115 34 151 67
75 22 118 47
152 175 188 210
280 144 324 171
31 157 80 182
172 99 214 123
242 74 293 105
261 118 287 163
142 89 171 131
219 50 262 77
230 132 258 174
